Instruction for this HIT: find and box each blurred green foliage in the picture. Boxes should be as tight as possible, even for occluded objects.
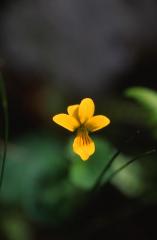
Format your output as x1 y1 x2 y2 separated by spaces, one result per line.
2 215 32 240
110 154 157 200
1 86 157 239
0 134 119 239
0 135 115 225
1 135 80 225
108 87 157 201
125 87 157 128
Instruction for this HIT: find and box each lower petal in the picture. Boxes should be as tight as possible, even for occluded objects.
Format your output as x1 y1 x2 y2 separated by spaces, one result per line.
73 131 95 160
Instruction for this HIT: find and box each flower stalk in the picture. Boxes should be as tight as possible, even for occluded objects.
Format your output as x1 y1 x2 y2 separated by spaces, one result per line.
0 73 8 190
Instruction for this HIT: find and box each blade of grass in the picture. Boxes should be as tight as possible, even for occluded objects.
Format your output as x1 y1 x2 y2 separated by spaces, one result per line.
0 73 8 190
91 149 121 193
91 130 141 193
106 149 156 183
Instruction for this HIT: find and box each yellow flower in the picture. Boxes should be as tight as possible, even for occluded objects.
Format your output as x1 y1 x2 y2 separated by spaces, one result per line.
52 98 110 161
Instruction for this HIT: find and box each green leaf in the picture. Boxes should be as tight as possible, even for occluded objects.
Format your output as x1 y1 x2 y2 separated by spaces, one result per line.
109 153 157 201
110 154 145 197
0 134 87 224
125 87 157 126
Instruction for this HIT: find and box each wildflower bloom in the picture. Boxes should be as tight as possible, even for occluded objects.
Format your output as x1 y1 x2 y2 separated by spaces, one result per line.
52 98 110 160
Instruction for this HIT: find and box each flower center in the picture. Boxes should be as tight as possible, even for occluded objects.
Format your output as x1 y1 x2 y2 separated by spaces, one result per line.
77 126 90 145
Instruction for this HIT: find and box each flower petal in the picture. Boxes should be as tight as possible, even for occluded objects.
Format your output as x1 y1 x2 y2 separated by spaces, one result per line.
73 131 95 160
67 104 79 120
86 115 110 132
53 114 80 132
78 98 95 124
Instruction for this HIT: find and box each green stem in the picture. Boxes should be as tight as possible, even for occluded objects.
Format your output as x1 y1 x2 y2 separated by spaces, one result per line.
92 149 121 192
91 130 143 193
106 149 156 183
0 73 8 190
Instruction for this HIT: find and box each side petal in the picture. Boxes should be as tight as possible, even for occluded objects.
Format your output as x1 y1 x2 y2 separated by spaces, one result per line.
73 131 95 160
67 104 79 120
53 114 80 132
78 98 95 124
86 115 110 132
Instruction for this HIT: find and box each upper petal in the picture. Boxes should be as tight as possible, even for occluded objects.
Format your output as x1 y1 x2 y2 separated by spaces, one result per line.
78 98 95 124
73 131 95 160
67 104 79 120
53 114 80 132
86 115 110 132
